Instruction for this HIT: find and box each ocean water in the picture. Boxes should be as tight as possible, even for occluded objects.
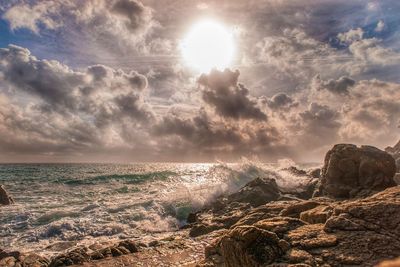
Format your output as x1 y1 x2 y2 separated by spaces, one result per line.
0 161 315 256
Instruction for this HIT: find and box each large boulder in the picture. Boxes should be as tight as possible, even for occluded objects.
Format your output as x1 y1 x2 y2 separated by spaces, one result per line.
0 185 14 205
314 144 396 198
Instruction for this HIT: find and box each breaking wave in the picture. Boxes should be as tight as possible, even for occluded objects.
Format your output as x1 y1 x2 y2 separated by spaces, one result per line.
0 161 318 256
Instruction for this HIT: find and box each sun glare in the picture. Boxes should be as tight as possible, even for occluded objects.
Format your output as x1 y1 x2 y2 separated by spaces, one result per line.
181 20 235 73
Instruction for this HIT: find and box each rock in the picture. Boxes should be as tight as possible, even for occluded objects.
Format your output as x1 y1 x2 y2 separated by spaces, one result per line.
117 240 138 253
307 168 321 179
386 139 400 172
378 257 400 267
49 248 90 267
284 166 308 176
225 177 280 207
0 185 14 205
202 186 400 266
21 253 50 267
314 144 396 198
186 212 198 223
215 226 288 267
0 256 16 267
189 178 280 237
299 205 333 224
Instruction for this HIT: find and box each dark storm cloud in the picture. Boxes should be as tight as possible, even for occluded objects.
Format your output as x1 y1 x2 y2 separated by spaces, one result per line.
265 93 298 110
313 76 356 95
111 0 150 33
198 69 267 121
0 45 151 120
152 108 286 161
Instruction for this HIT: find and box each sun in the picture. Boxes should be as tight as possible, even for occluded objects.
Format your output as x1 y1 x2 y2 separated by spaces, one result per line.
181 20 235 73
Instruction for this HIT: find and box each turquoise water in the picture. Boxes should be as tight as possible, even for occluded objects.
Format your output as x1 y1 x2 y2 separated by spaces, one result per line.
0 162 314 255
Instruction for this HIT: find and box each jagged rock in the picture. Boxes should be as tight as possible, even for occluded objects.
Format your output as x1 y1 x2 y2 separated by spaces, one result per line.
314 144 396 198
0 185 14 205
214 226 289 267
49 248 90 266
48 240 139 265
0 249 49 267
117 240 138 253
225 177 280 207
299 205 333 224
202 186 400 267
308 168 321 179
189 178 280 237
284 166 308 176
186 212 198 223
21 254 50 267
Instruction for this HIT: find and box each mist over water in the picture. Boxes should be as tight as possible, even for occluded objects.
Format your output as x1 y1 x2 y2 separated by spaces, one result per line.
0 161 317 256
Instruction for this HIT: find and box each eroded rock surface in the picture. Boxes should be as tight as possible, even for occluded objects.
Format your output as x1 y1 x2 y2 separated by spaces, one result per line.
314 144 396 198
202 186 400 267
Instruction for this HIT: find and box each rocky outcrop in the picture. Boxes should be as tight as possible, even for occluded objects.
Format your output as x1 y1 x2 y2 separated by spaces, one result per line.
0 240 139 267
189 178 281 237
202 186 400 267
0 185 14 205
314 144 396 198
0 250 49 267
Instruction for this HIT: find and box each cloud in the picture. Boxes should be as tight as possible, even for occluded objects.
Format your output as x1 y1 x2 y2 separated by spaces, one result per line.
375 20 385 32
0 45 155 160
152 108 285 161
312 75 355 95
265 93 298 110
2 2 60 33
2 0 157 57
338 28 364 44
198 69 267 121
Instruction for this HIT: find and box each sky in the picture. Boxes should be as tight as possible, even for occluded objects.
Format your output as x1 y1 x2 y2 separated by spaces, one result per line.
0 0 399 163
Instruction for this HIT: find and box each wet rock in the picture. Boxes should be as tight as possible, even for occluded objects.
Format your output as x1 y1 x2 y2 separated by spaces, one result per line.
117 240 138 253
186 212 198 223
308 168 321 179
284 166 308 176
189 178 281 237
49 248 90 266
225 177 280 207
0 185 14 205
314 144 396 198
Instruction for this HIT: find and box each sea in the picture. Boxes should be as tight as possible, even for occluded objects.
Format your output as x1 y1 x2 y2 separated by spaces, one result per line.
0 161 316 256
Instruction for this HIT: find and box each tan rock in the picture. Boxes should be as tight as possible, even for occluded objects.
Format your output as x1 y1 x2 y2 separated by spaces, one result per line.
300 205 333 224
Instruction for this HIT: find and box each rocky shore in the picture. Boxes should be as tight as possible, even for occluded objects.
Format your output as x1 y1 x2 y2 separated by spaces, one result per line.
1 143 400 267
